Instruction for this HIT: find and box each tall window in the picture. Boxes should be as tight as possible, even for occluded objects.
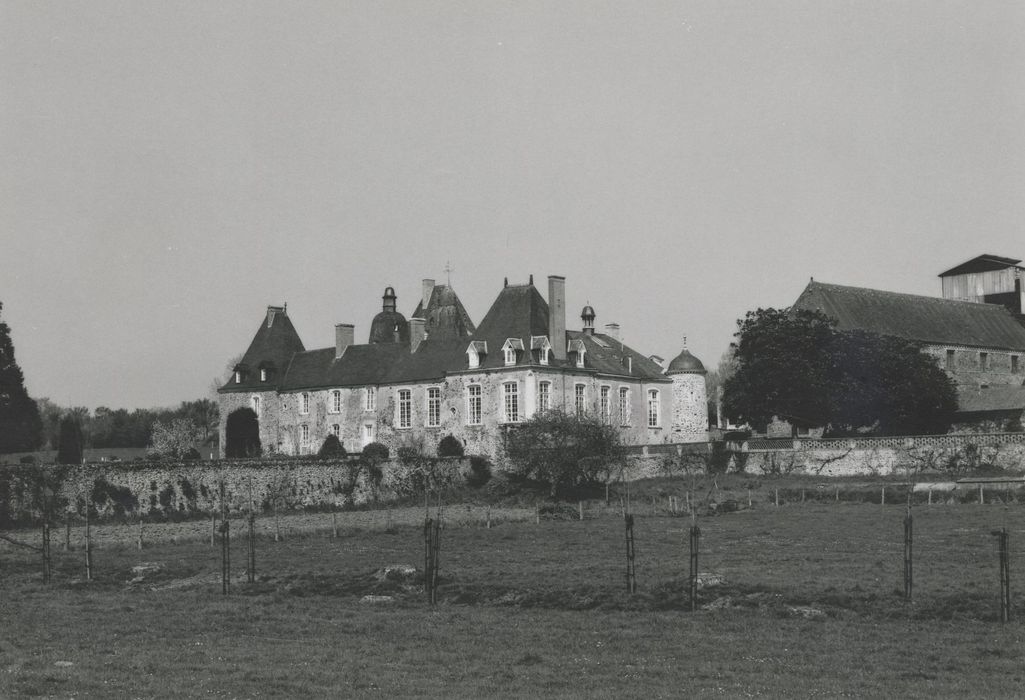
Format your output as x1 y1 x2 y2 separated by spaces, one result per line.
467 385 482 425
260 368 267 382
251 395 261 418
331 423 340 437
503 382 520 423
647 389 660 427
619 387 630 425
234 371 242 384
980 352 989 371
398 389 412 428
538 381 551 413
300 424 310 445
1013 355 1020 374
575 384 586 416
600 386 611 424
945 349 955 371
364 387 376 411
504 347 516 366
330 390 341 413
300 392 310 415
427 387 441 427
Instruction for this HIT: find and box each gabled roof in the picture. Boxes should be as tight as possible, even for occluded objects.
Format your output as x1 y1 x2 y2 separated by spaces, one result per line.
794 281 1025 351
221 309 305 392
467 283 551 370
411 284 476 341
938 255 1023 278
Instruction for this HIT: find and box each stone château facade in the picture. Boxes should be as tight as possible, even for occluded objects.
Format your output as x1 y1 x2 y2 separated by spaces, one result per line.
218 275 707 458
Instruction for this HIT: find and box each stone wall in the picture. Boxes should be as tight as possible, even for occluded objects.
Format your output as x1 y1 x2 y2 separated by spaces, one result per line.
922 344 1024 388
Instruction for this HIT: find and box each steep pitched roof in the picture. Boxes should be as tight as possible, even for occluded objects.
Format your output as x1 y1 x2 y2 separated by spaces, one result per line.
220 309 305 392
468 283 551 370
794 281 1025 351
411 284 475 341
938 255 1023 278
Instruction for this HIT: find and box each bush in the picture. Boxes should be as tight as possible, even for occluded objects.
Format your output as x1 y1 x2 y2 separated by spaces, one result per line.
183 447 201 461
438 434 465 458
318 434 347 458
466 455 491 488
362 442 389 462
19 455 35 464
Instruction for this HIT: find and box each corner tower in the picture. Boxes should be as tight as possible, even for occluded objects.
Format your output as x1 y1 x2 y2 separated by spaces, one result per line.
667 337 708 443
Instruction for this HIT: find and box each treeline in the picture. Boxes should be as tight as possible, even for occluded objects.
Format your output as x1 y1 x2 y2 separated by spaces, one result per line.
34 398 219 451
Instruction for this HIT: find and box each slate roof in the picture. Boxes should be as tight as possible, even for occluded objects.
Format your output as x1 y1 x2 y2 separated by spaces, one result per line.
411 284 476 341
468 283 551 370
220 310 306 392
956 385 1025 413
794 281 1025 351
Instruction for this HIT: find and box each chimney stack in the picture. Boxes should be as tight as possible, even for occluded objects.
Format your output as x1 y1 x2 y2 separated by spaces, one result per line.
409 318 426 353
266 305 285 328
422 278 435 313
548 275 566 360
604 323 620 341
335 324 354 359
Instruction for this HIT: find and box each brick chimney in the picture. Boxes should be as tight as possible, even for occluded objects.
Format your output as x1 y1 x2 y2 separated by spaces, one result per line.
335 324 354 359
548 275 566 360
422 278 435 313
604 323 620 341
409 317 426 353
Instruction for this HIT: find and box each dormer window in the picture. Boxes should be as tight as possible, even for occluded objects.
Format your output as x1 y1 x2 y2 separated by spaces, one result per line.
466 340 487 369
502 338 524 367
567 339 586 368
531 336 552 366
260 368 267 382
234 371 242 384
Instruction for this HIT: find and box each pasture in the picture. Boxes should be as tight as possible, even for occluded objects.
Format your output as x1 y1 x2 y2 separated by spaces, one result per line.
2 495 1024 697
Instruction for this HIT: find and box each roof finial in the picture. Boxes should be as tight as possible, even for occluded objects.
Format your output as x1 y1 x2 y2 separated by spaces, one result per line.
529 274 533 285
444 260 454 286
504 277 508 288
682 334 688 349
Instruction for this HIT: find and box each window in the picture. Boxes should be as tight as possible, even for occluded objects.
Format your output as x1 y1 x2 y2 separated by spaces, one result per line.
575 384 586 416
331 423 340 437
364 387 376 411
330 390 341 414
362 423 375 446
980 352 989 371
538 381 551 413
260 368 267 382
300 392 310 415
300 424 309 445
619 387 630 425
945 349 955 371
504 347 516 366
647 389 660 428
467 385 482 425
600 386 611 424
503 382 520 423
576 352 585 369
251 395 261 418
1013 355 1020 374
427 387 441 427
234 371 241 384
540 347 549 365
398 389 412 428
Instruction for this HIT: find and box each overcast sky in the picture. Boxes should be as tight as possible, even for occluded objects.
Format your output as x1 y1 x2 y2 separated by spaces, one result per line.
2 1 1024 410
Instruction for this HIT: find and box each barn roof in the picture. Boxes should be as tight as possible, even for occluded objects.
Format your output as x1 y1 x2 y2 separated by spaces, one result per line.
794 281 1025 351
937 254 1022 278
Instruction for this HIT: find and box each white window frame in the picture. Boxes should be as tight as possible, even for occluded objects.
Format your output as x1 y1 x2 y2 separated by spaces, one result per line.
260 368 267 382
330 389 342 414
398 389 412 429
619 387 630 426
331 423 340 437
364 387 376 411
467 384 482 425
300 424 310 445
251 395 261 418
600 385 611 424
574 383 586 416
503 381 520 423
234 371 241 384
647 389 660 428
426 387 442 427
300 392 310 415
504 347 516 366
538 380 551 414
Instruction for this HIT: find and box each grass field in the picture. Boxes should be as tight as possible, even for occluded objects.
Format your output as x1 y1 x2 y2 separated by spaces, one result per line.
3 496 1025 697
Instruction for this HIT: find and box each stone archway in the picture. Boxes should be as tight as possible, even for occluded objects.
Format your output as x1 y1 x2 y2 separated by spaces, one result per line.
225 407 261 458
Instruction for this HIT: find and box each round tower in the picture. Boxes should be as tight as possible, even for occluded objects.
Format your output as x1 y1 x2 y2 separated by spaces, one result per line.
666 336 708 443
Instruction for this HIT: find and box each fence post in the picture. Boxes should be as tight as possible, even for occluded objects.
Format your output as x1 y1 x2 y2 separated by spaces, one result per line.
84 505 92 581
211 511 217 547
881 486 886 506
903 507 913 602
835 486 839 503
578 501 584 521
689 519 700 612
274 501 281 542
979 483 984 505
992 528 1011 623
625 513 636 595
42 520 52 584
220 481 230 595
247 512 256 584
137 517 143 551
747 489 752 508
535 501 540 525
332 510 338 539
774 488 779 507
927 487 932 506
64 513 71 551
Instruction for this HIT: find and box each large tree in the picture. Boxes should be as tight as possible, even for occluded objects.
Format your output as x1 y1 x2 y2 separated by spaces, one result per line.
0 302 43 453
723 308 958 436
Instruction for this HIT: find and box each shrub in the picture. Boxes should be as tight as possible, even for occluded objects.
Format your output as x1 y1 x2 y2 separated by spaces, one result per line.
466 455 491 488
19 455 35 464
362 442 389 461
318 434 347 458
183 447 201 461
438 434 465 458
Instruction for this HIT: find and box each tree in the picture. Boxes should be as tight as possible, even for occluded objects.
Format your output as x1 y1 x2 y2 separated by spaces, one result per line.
318 433 347 458
437 434 465 458
149 418 199 459
56 415 84 464
502 409 621 497
0 302 43 453
723 307 958 436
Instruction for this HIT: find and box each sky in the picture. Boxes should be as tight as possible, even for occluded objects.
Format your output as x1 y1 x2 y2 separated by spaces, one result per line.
2 1 1024 410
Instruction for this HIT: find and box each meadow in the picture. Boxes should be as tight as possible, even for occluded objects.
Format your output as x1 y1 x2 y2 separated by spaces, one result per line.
2 488 1024 698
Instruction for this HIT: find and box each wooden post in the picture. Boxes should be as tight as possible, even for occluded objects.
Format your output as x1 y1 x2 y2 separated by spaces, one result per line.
332 510 338 539
835 486 839 503
979 483 984 505
993 528 1011 623
774 488 779 507
881 486 886 506
42 521 51 584
903 508 913 602
274 502 281 542
211 512 217 547
64 513 71 551
747 489 752 508
247 512 256 584
651 496 656 515
220 481 230 595
84 506 92 581
928 487 932 506
535 501 540 525
578 501 584 521
486 506 491 529
689 521 700 612
624 514 636 595
137 517 143 550
605 482 610 506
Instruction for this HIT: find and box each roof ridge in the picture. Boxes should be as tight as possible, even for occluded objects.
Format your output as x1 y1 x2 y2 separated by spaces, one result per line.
807 280 1013 310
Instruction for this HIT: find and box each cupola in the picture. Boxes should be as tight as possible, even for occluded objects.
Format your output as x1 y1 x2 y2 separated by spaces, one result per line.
666 336 706 374
581 303 596 335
